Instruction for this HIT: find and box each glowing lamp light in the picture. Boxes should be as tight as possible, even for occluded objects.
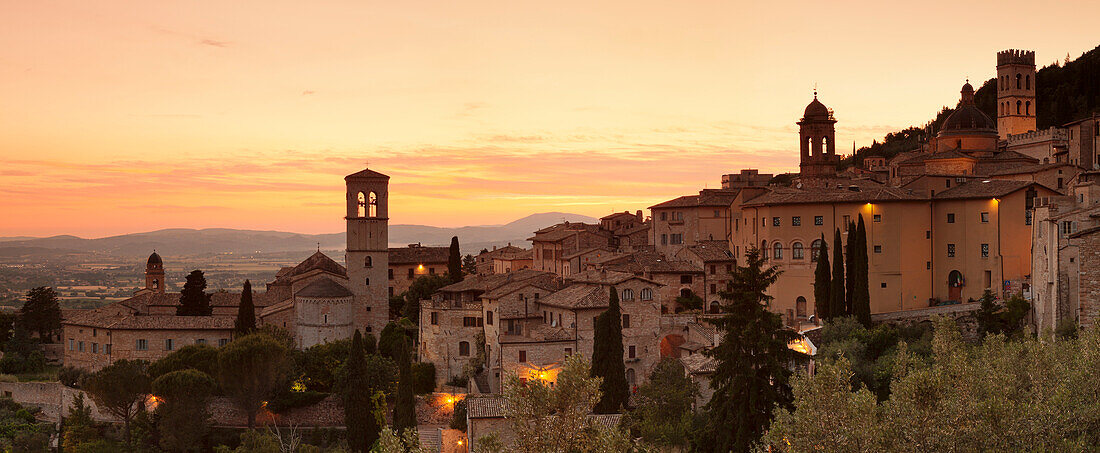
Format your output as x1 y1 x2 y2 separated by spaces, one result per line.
417 264 425 271
457 440 464 446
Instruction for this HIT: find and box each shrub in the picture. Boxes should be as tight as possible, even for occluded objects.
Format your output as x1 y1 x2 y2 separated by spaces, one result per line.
449 398 467 431
445 375 469 388
411 362 436 394
58 366 88 388
266 390 328 413
148 344 218 379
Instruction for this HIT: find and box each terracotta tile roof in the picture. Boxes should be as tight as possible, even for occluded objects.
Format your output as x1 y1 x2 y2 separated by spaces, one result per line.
562 246 615 260
535 284 605 310
600 250 701 274
480 274 567 300
295 278 354 298
344 168 390 180
990 162 1076 176
65 305 235 330
600 211 638 221
932 180 1041 200
288 251 347 279
680 354 717 374
681 241 735 262
388 245 450 265
568 269 654 286
479 245 526 259
989 150 1039 162
438 269 555 294
617 222 651 236
528 223 610 243
500 323 575 343
743 186 924 206
650 189 740 209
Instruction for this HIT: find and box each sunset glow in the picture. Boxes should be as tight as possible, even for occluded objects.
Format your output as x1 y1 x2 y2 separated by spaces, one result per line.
2 0 1097 237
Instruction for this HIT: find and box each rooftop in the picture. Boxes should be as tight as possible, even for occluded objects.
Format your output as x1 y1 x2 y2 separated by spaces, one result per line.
389 245 450 265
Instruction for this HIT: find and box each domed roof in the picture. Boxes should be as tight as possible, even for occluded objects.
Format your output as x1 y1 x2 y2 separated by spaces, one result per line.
804 95 830 118
938 81 995 135
147 251 162 267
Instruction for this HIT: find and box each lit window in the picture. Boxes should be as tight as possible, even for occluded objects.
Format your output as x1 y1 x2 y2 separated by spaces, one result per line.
773 217 781 227
981 243 989 258
792 216 801 226
814 216 823 226
947 244 956 257
980 212 989 223
792 242 804 260
773 242 783 259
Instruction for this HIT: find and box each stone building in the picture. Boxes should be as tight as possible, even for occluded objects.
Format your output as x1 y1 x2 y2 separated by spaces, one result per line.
996 49 1037 139
528 222 612 275
721 169 773 189
649 189 741 256
387 243 450 297
344 168 392 335
1031 172 1100 333
798 92 840 177
675 240 737 312
589 249 704 314
490 248 532 274
474 245 526 276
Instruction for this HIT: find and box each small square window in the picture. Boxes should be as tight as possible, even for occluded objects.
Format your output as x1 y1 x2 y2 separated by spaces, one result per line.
814 216 824 226
881 282 887 288
772 217 781 227
874 245 882 253
947 244 956 257
926 261 931 270
792 216 801 226
981 243 989 258
980 212 990 223
947 213 956 223
873 214 882 222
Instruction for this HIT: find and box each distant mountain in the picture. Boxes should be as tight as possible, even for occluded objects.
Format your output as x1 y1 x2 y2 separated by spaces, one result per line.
0 212 598 258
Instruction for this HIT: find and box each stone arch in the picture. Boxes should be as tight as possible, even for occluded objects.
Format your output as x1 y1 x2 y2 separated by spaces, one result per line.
660 334 686 358
709 301 721 314
356 192 366 217
368 191 378 217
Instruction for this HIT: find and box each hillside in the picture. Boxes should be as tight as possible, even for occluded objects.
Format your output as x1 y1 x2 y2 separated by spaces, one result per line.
0 212 598 258
843 44 1100 168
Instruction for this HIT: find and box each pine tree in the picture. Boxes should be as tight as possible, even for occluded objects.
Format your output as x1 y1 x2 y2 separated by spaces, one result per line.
392 334 417 433
21 286 61 341
448 236 463 283
234 280 256 336
830 228 846 320
700 247 805 452
345 330 381 452
177 270 212 316
812 234 831 320
853 214 872 327
590 286 629 414
844 222 856 316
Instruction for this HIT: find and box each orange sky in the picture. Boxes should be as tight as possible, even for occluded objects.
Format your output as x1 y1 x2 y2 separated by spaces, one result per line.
2 0 1098 237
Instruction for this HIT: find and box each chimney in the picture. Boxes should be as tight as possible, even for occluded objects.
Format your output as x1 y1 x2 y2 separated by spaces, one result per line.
493 245 497 251
636 210 643 221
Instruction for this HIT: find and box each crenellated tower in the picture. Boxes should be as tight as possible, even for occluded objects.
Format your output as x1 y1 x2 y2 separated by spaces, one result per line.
996 49 1037 139
345 168 390 336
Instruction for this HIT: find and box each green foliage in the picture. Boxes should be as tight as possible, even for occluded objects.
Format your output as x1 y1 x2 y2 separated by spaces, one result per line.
0 312 15 348
852 215 871 327
813 233 831 320
387 296 405 320
0 350 45 375
1055 317 1079 340
830 228 846 319
844 221 856 316
267 390 328 413
58 365 88 388
290 338 351 393
235 280 257 336
461 254 477 276
177 269 213 316
590 286 628 414
975 291 1031 339
82 359 151 445
20 286 60 341
765 316 1100 451
152 369 217 452
62 393 104 451
675 292 704 312
698 247 804 453
217 333 289 429
392 336 417 434
372 427 427 453
1035 45 1100 129
401 275 451 323
449 398 467 431
411 362 436 394
344 330 381 453
626 358 698 448
817 317 933 400
448 236 463 283
148 343 219 380
378 321 411 360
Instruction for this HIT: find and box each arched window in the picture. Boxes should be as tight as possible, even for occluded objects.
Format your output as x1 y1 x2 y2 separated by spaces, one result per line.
791 242 804 260
680 288 693 299
152 279 159 289
1016 73 1021 89
459 341 470 356
761 240 768 255
365 277 370 286
796 296 807 318
622 289 634 301
356 192 366 217
1026 101 1031 115
365 256 372 268
1026 74 1031 90
1016 100 1022 115
773 241 783 259
368 191 378 217
640 288 653 301
709 301 720 314
811 239 824 262
626 368 636 387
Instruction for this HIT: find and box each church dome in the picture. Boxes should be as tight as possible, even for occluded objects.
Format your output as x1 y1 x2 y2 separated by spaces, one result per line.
939 81 995 135
803 95 830 119
147 251 163 267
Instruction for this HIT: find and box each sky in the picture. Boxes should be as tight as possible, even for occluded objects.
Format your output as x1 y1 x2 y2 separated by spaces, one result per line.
2 0 1098 237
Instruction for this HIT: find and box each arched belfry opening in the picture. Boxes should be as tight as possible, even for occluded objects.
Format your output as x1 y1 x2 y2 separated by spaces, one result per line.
368 191 378 218
357 192 367 217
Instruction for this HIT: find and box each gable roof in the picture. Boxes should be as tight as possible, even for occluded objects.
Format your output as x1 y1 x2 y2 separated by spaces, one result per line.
389 245 450 265
344 168 390 180
295 278 354 298
288 251 347 279
932 180 1044 200
742 187 924 206
680 240 736 262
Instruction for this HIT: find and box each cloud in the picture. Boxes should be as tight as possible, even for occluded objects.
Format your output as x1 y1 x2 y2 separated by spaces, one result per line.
200 39 230 48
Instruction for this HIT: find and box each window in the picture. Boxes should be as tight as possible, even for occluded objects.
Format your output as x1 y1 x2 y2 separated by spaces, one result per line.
628 345 636 359
927 261 931 270
660 212 667 221
670 234 683 245
463 316 482 327
792 242 804 260
364 277 370 286
429 267 436 275
981 243 989 258
795 296 807 318
459 341 470 356
365 256 372 268
621 289 634 301
984 270 992 289
980 212 989 223
136 339 148 351
709 265 716 274
69 339 74 351
873 214 881 222
947 244 956 257
926 231 931 239
843 215 851 231
1062 221 1074 235
407 268 414 279
873 245 882 254
792 216 801 226
431 312 439 325
219 339 229 347
196 339 207 345
680 275 693 284
640 288 653 300
710 284 717 293
811 239 824 262
78 341 84 352
519 350 527 363
773 242 783 259
714 209 720 217
368 191 378 217
622 314 631 329
773 217 781 227
946 178 951 188
92 343 98 354
947 213 955 223
660 234 668 245
814 216 823 226
357 192 367 217
165 339 174 351
565 348 572 356
486 311 494 325
881 282 887 288
388 269 394 280
1016 73 1021 89
105 344 112 354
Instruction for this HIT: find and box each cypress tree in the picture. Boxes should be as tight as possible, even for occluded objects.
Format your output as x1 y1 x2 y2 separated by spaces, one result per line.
234 280 256 336
812 234 831 320
590 286 628 414
853 214 872 327
830 228 846 320
392 334 417 433
700 247 805 452
177 270 212 316
448 236 463 283
345 330 381 451
844 222 856 316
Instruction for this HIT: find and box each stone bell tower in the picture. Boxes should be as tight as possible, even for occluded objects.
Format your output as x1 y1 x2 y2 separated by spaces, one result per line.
997 49 1037 139
145 251 165 294
345 168 390 336
798 92 839 177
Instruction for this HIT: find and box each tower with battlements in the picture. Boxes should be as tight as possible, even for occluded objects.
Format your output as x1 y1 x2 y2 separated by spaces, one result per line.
997 49 1037 139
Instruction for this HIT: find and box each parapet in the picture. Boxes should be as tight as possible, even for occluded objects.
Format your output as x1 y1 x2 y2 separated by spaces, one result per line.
998 49 1035 67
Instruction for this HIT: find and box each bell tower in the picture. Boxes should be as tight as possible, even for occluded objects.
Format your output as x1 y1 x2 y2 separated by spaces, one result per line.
345 168 390 336
145 251 165 294
997 49 1037 139
798 92 839 177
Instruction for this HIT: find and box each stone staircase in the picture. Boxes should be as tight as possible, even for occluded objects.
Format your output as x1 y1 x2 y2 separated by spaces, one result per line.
418 426 442 453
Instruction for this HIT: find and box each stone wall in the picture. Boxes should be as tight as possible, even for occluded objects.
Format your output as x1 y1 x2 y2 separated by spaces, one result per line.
1077 231 1100 329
